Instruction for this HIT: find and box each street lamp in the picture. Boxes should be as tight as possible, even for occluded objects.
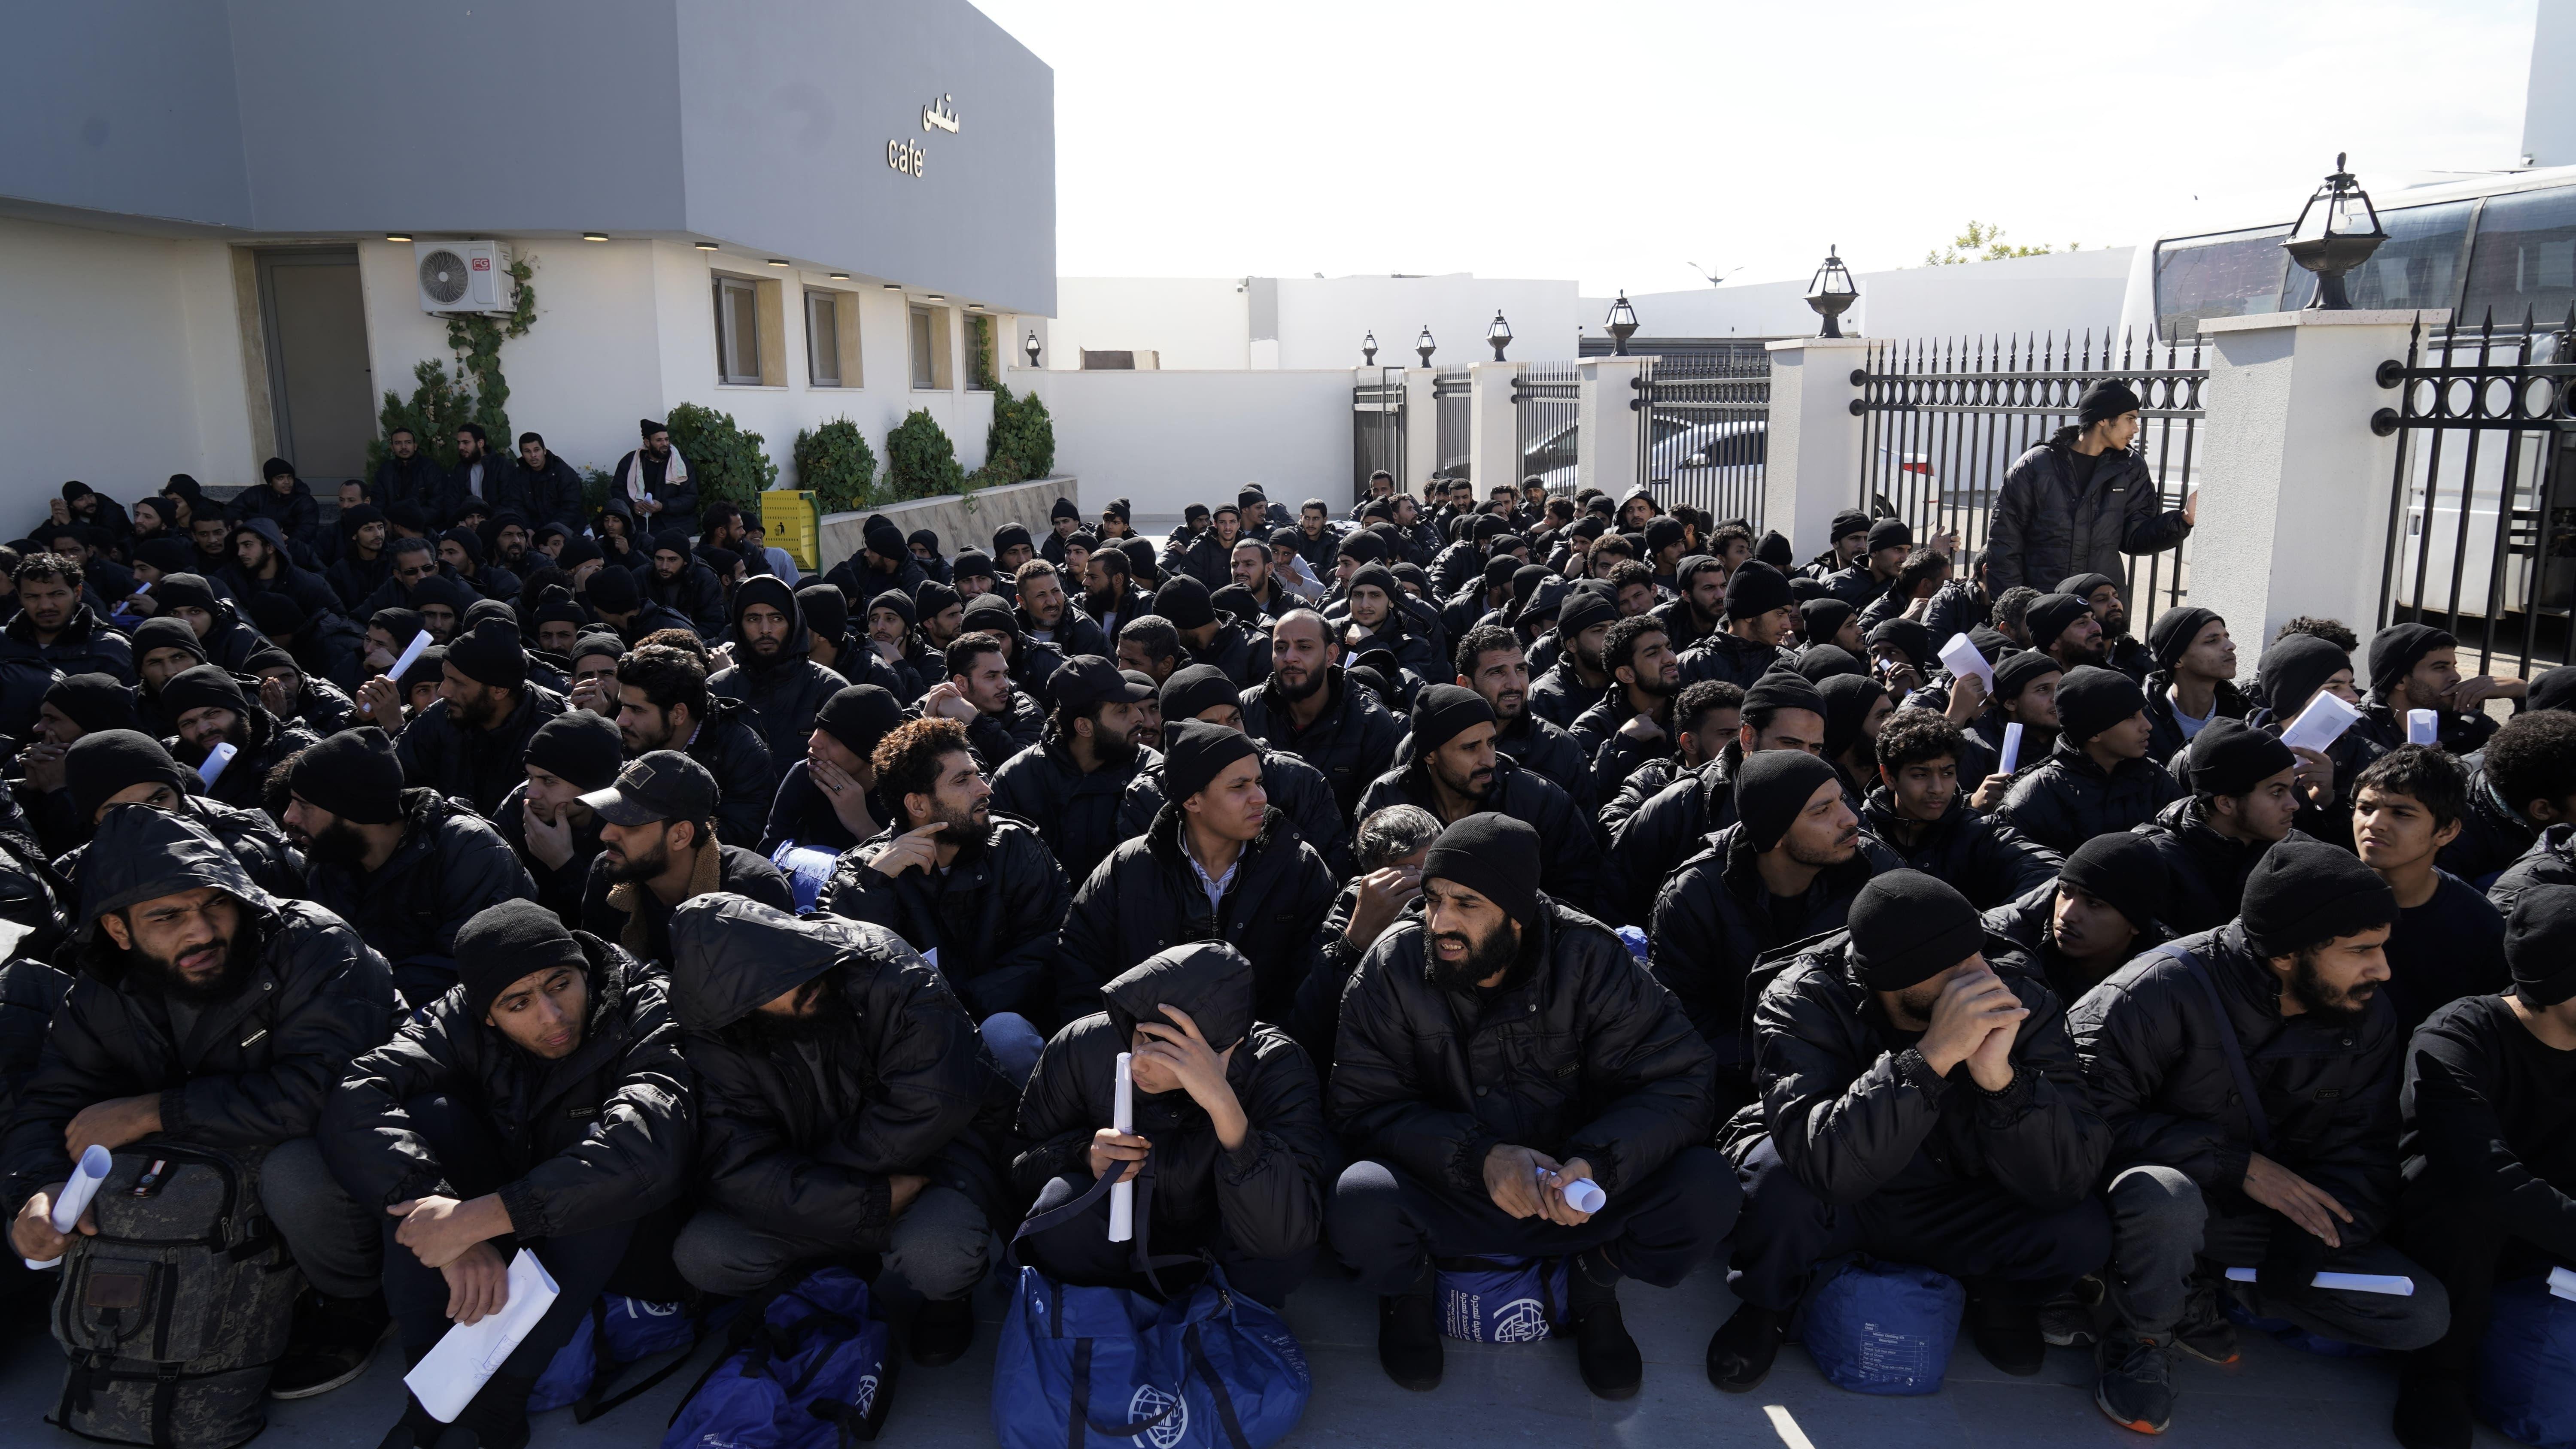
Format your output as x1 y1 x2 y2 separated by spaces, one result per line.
2284 153 2387 311
1362 330 1378 365
1486 310 1513 361
1416 325 1436 367
1805 247 1858 338
1604 293 1640 355
1024 328 1042 368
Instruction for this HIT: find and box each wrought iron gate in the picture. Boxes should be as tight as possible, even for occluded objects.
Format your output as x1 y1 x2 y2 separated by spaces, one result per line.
1512 362 1579 495
1352 367 1406 501
1633 354 1771 528
1433 367 1471 485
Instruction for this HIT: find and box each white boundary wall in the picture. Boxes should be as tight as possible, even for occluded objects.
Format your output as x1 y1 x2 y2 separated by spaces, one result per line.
1012 364 1352 516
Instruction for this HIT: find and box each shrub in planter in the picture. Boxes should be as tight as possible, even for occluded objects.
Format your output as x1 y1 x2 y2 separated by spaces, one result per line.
666 402 777 511
793 418 878 513
886 409 966 500
984 384 1056 482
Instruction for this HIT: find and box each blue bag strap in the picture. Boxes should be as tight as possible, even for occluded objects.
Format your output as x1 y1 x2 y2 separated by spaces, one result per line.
2152 944 2272 1154
1065 1338 1186 1445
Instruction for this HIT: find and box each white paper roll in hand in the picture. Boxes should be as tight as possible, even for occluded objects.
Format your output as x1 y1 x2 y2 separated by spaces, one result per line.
1997 722 2024 776
364 630 436 717
2407 708 2439 746
24 1144 113 1269
1109 1052 1134 1244
1535 1167 1606 1215
195 741 239 788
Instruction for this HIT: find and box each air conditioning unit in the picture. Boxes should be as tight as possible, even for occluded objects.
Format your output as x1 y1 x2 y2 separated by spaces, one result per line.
412 239 511 315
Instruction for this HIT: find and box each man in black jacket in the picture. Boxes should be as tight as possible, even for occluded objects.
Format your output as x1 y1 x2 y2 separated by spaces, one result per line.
2131 719 2316 935
160 662 320 816
1354 685 1606 916
1996 665 2184 856
668 895 1013 1364
1156 573 1273 687
1238 609 1406 825
825 515 928 615
2358 623 2507 757
644 532 727 637
285 728 537 1007
1860 710 2062 908
1568 614 1683 803
2071 841 2449 1436
577 751 792 966
2442 710 2576 886
825 715 1071 1069
609 419 697 524
331 901 693 1449
393 618 566 818
708 574 845 765
3 806 397 1398
496 711 623 926
0 551 131 684
2139 605 2251 765
54 729 307 911
1707 872 2113 1390
232 456 324 542
495 431 586 529
1453 624 1594 822
1678 561 1794 690
1124 664 1350 876
1987 379 2193 598
613 643 776 847
1604 671 1827 925
1015 942 1332 1308
1984 832 2169 1006
2063 571 2156 684
1329 815 1736 1400
989 655 1155 888
1526 584 1620 729
225 518 344 625
1012 558 1110 660
372 430 449 521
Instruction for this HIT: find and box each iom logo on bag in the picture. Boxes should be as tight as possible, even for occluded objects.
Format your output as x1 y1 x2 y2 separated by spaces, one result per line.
1491 1298 1552 1344
853 1373 879 1418
1128 1384 1188 1448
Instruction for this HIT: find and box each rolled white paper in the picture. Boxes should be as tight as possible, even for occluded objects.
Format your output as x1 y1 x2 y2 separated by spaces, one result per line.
1536 1167 1607 1215
2407 708 2439 746
1109 1052 1134 1243
1938 633 1995 694
2278 689 2362 755
404 1249 560 1422
24 1144 114 1269
365 630 436 717
2224 1266 2413 1296
194 740 239 788
2550 1265 2576 1303
1998 722 2024 776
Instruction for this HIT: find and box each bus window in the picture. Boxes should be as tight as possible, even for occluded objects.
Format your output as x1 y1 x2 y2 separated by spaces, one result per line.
2154 227 2291 340
2463 185 2576 323
2281 200 2473 313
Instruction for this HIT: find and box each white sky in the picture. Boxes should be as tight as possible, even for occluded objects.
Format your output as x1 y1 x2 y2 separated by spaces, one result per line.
969 0 2537 295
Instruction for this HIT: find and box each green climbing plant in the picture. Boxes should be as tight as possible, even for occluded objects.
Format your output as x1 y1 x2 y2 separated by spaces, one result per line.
365 360 477 476
366 252 538 475
967 313 997 390
667 402 778 511
885 409 966 500
793 417 879 513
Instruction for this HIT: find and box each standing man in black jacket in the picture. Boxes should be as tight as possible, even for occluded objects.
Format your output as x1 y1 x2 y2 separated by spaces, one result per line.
330 901 693 1449
668 896 1014 1365
497 431 586 529
1706 872 2113 1391
1329 816 1736 1400
394 618 566 818
1986 379 2193 599
610 419 696 525
2071 841 2449 1436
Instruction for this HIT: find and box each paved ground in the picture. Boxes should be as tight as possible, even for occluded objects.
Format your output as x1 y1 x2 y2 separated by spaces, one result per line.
0 1258 2513 1449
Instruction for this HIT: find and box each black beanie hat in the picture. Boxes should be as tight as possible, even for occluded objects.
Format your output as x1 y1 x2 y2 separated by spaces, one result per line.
1159 664 1239 724
445 618 526 691
2025 593 2094 651
2368 622 2453 698
1481 555 1524 593
961 593 1015 635
370 607 425 645
863 515 906 561
1865 517 1912 552
2058 572 2120 601
1410 683 1496 758
523 711 623 793
1734 749 1841 852
2078 378 2143 425
1992 648 2063 703
571 632 625 668
2053 665 2146 744
2257 633 2351 719
1154 575 1216 631
1725 561 1793 619
1556 584 1619 639
991 522 1035 557
1818 673 1886 760
46 674 138 735
908 527 942 557
532 593 587 631
2148 605 2223 672
1829 509 1872 542
815 684 904 760
2186 717 2298 797
1794 644 1868 683
1644 517 1685 554
287 726 405 825
401 645 448 695
1798 598 1855 647
1849 870 1987 991
914 579 961 619
1756 530 1795 567
1867 618 1932 672
2059 833 2169 935
1965 624 2012 661
2239 837 2399 958
149 573 220 616
131 615 206 665
586 564 640 612
952 549 998 583
2528 664 2576 714
160 664 247 721
796 584 848 643
1119 538 1159 582
860 589 913 631
1422 814 1542 931
1162 718 1261 804
1050 495 1081 522
2504 884 2576 1005
64 730 189 824
455 899 588 1023
1742 671 1829 723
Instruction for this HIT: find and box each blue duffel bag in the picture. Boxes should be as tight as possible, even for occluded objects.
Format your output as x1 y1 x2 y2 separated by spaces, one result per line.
2478 1275 2576 1448
531 1293 710 1419
1434 1256 1567 1343
1799 1257 1965 1396
664 1269 896 1449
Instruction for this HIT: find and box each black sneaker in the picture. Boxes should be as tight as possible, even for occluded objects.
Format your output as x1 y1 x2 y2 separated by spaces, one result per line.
1376 1268 1443 1391
2173 1272 2239 1366
1565 1254 1641 1401
272 1291 392 1400
2391 1374 2475 1449
2039 1290 2098 1348
1705 1301 1785 1393
1968 1295 2047 1376
2094 1333 2174 1436
910 1294 975 1367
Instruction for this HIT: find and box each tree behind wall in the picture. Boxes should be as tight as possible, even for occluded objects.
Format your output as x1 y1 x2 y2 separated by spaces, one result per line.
366 360 477 477
667 403 778 512
886 410 966 499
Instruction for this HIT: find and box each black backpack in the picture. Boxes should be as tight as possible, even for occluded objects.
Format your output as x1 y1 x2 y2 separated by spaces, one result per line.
51 1143 304 1449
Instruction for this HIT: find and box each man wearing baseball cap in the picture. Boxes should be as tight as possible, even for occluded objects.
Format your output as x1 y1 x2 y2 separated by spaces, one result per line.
577 750 791 967
988 655 1157 887
1331 814 1736 1400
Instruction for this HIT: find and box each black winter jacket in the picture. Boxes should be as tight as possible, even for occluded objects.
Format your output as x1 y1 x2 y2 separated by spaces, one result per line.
1987 440 2190 598
1495 710 1598 827
2488 821 2576 918
372 455 450 520
580 843 791 967
0 958 70 1134
52 795 306 919
708 575 848 766
1677 630 1788 691
321 937 692 1239
2141 673 2253 767
1330 899 1716 1201
304 788 537 1007
1188 620 1273 689
178 700 317 817
964 692 1047 771
1118 746 1351 881
2437 764 2544 888
2129 797 2312 936
684 697 779 848
646 562 728 637
989 731 1157 890
1858 787 2063 910
820 816 1072 1028
1994 736 2185 857
1604 746 1747 927
0 607 132 686
395 684 567 818
1 806 395 1212
227 479 322 541
1354 755 1606 918
1525 657 1612 732
493 452 587 530
1236 667 1406 825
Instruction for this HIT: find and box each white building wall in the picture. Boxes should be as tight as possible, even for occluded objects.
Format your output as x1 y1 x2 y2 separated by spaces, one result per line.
1013 365 1352 517
1052 278 1249 370
1582 248 2137 346
1049 273 1582 373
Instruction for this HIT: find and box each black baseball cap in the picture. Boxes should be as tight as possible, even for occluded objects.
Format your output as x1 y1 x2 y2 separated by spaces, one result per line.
577 749 717 827
1050 653 1157 711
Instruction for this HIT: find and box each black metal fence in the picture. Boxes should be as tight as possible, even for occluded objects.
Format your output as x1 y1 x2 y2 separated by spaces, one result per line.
1352 367 1406 501
1633 354 1771 528
2373 310 2576 673
1852 331 2206 617
1513 361 1580 495
1433 367 1471 484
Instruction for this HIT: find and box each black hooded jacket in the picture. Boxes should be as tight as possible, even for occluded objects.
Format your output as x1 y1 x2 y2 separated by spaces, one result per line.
820 815 1072 1028
708 575 848 767
644 560 728 637
1525 657 1613 731
988 729 1157 890
1353 753 1607 919
1236 667 1406 825
1858 787 2063 910
666 896 1015 1250
1118 746 1352 881
395 683 568 818
0 806 396 1213
1677 630 1788 691
52 795 306 919
1994 735 2186 857
686 696 780 848
1015 943 1333 1261
304 788 539 1007
320 935 692 1240
1330 898 1715 1202
227 478 322 540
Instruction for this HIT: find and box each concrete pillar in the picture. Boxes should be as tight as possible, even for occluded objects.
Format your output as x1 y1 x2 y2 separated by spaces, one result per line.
1760 336 1871 555
2188 309 2432 651
1403 366 1439 495
1578 355 1652 499
1468 360 1524 494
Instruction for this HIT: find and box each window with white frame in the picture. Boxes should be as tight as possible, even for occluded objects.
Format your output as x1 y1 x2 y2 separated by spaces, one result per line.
806 290 841 387
910 306 936 390
714 277 761 385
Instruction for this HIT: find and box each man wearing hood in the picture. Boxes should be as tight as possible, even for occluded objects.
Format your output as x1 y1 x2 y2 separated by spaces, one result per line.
223 518 343 626
229 456 322 541
1996 666 2186 856
497 710 623 926
394 619 567 818
643 532 726 638
1014 941 1332 1309
0 551 132 685
613 644 776 847
1355 685 1605 914
578 751 790 967
667 895 1015 1366
989 655 1157 888
161 662 319 817
147 572 265 671
285 728 537 1008
328 900 691 1449
1330 815 1734 1400
708 574 844 765
2 806 397 1399
1239 609 1408 826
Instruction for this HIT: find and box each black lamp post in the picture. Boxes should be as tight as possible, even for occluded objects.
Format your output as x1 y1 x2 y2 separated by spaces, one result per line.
1604 293 1640 355
1416 325 1436 367
1023 328 1042 368
1486 310 1513 361
1362 331 1378 365
2284 153 2387 311
1806 248 1858 338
